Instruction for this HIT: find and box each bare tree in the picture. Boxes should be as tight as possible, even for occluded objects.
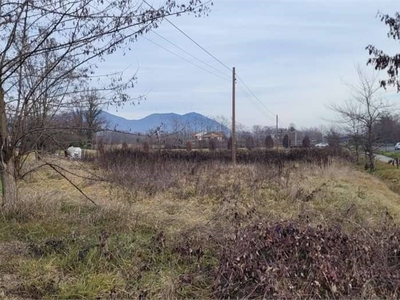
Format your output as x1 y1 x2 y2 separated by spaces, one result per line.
373 113 400 145
252 125 264 147
211 115 231 134
245 136 255 150
0 0 211 214
64 91 106 149
300 127 324 144
83 89 106 148
328 66 393 171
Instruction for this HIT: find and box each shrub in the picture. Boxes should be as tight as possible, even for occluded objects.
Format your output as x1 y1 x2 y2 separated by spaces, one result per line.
283 134 290 148
209 138 217 151
265 135 274 149
98 148 351 173
245 136 255 150
302 135 311 148
199 139 208 149
213 221 400 299
186 141 192 152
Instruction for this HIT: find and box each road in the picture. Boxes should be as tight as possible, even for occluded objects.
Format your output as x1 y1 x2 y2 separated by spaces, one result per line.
379 144 396 153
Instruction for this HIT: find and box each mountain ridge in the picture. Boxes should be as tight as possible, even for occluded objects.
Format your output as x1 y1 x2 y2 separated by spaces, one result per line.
101 111 230 134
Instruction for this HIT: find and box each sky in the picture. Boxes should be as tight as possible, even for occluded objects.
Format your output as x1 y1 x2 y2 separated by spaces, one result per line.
100 0 400 130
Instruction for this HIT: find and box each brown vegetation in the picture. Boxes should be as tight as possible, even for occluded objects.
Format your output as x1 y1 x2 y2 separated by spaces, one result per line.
1 149 400 298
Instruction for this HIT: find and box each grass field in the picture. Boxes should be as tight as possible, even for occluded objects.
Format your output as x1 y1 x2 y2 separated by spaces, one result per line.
1 150 400 298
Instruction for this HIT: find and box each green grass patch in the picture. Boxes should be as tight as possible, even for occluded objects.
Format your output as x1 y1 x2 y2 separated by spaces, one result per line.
1 205 218 299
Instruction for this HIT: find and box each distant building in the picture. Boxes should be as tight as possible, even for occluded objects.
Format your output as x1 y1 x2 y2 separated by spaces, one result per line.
191 131 208 141
191 131 226 141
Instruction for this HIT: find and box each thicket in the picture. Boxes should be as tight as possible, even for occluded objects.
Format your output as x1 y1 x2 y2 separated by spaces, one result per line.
213 221 400 299
97 148 352 167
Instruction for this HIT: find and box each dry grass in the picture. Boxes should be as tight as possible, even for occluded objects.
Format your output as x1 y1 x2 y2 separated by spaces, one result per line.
1 155 400 298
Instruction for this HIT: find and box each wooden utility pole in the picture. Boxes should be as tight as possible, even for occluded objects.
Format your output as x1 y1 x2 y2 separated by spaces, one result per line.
232 67 236 165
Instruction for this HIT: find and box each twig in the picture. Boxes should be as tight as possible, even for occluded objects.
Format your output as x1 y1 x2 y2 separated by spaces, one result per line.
46 163 97 206
19 162 48 179
46 159 107 182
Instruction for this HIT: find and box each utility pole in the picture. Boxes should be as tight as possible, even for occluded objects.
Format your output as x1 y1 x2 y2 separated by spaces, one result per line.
232 67 236 165
276 115 279 149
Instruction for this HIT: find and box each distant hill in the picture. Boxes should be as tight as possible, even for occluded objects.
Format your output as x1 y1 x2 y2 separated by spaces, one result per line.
100 111 230 135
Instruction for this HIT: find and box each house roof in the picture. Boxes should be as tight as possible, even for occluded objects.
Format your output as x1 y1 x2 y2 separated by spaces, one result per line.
202 132 225 137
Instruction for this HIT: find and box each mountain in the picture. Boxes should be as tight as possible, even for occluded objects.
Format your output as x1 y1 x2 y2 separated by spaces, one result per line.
100 111 230 135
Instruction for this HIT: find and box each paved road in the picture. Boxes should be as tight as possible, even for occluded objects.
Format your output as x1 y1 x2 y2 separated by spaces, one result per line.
379 144 396 153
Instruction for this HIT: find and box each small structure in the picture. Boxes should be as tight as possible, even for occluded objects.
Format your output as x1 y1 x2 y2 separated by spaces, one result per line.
191 131 207 141
191 131 226 141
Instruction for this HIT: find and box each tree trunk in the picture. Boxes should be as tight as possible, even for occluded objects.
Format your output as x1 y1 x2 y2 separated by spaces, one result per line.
1 158 20 215
367 126 375 172
368 150 375 172
0 85 20 214
354 142 360 164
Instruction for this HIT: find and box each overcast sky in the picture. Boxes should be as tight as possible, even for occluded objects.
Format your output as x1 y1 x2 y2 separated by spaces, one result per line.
100 0 400 130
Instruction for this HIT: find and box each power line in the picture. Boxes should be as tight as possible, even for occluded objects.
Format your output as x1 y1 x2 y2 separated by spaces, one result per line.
150 30 230 80
141 36 230 82
236 82 276 124
142 0 285 127
142 0 231 72
99 0 285 128
236 75 276 119
89 0 230 83
236 74 287 128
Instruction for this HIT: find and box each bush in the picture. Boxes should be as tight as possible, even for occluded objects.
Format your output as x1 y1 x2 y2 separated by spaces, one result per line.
283 134 290 148
199 140 208 149
209 138 217 151
98 147 351 170
245 136 255 150
265 135 274 149
213 221 400 299
186 141 192 152
302 135 311 148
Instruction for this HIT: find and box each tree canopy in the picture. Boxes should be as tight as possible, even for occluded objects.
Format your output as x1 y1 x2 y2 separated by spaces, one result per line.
366 11 400 91
0 0 212 214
